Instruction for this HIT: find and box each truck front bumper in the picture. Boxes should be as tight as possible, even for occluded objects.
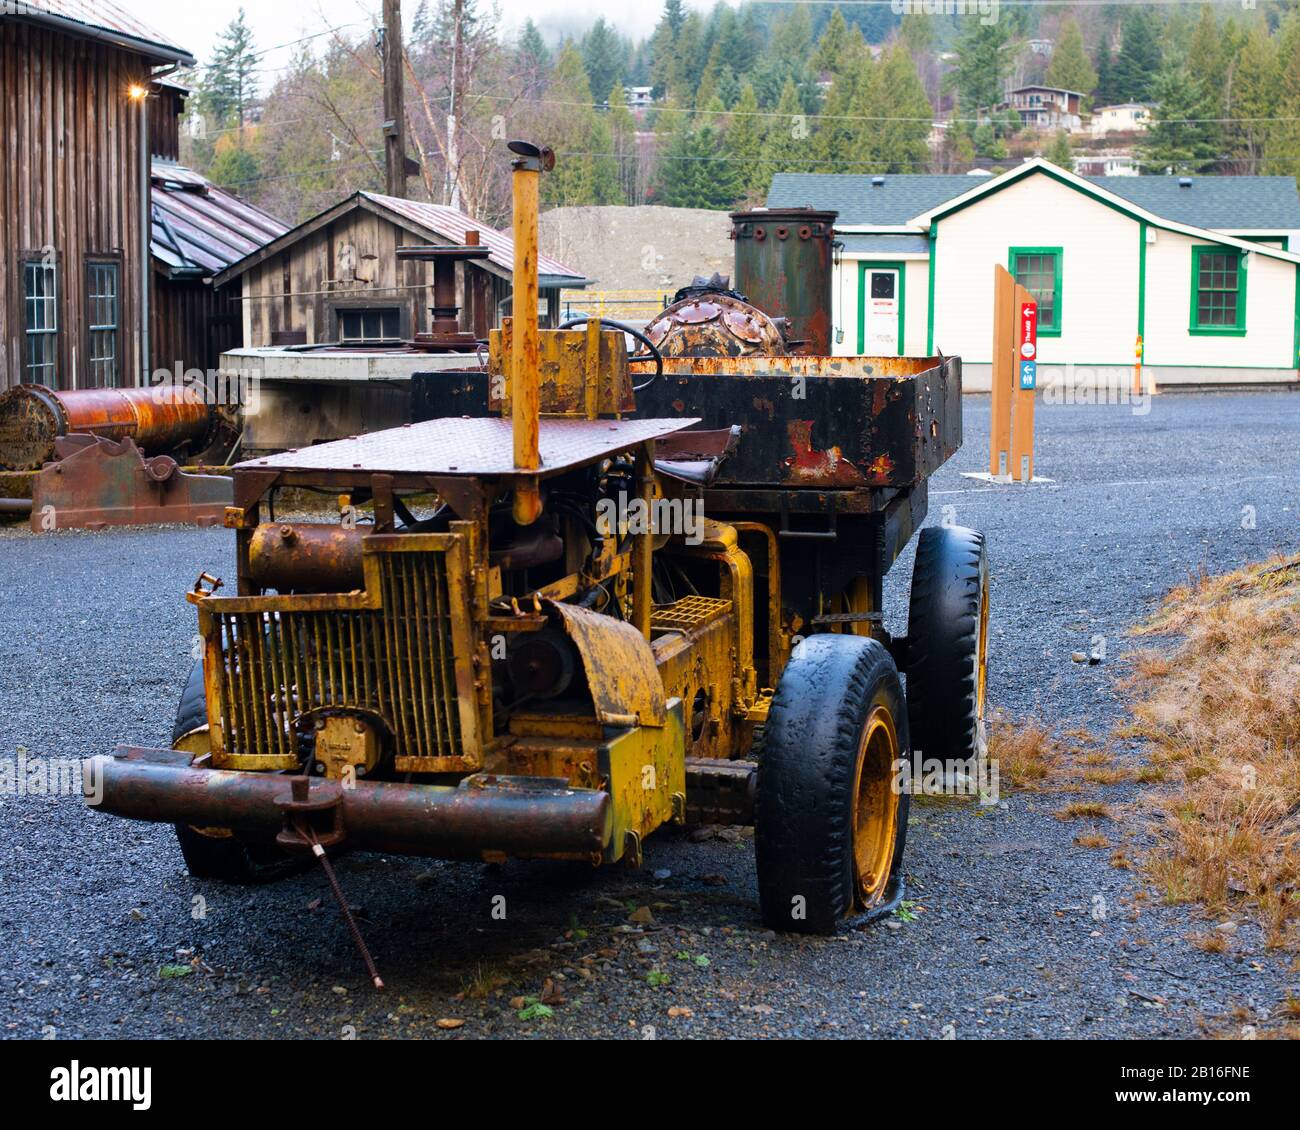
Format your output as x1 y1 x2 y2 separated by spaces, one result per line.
87 747 612 862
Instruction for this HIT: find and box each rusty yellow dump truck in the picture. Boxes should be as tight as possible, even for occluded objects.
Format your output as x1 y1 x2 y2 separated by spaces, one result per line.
89 142 988 956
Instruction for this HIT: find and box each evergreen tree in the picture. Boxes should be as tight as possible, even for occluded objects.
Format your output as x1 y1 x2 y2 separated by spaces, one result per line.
202 8 257 127
1045 129 1072 169
544 44 602 206
1095 41 1118 106
812 35 872 173
208 136 258 190
582 18 625 105
763 77 814 177
517 20 549 68
1140 53 1220 174
1113 8 1163 104
607 84 639 204
726 82 766 199
1263 12 1300 179
1045 18 1098 99
874 44 933 174
953 20 1013 113
812 9 851 76
1225 25 1279 174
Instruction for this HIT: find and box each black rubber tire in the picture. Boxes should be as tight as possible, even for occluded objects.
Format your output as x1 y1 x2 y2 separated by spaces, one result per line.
171 661 287 883
905 525 989 769
754 635 909 935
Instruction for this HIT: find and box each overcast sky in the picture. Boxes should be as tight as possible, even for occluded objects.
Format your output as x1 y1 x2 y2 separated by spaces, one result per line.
129 1 726 77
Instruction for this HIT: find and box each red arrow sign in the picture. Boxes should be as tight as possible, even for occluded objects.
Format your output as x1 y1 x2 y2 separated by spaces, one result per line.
1019 301 1038 361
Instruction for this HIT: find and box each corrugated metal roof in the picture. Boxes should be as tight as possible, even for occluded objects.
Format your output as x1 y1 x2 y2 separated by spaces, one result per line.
361 192 587 284
151 162 288 278
11 0 194 63
769 170 1300 232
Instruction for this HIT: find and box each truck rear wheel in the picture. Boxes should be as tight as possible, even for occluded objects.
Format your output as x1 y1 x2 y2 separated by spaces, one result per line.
755 635 908 934
171 661 288 883
905 526 989 769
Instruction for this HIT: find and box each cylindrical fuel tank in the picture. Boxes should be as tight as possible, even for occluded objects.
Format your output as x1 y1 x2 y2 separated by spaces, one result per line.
730 207 837 355
247 523 365 593
0 384 213 471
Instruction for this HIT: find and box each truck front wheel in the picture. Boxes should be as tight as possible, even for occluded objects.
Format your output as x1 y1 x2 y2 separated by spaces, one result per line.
754 635 909 934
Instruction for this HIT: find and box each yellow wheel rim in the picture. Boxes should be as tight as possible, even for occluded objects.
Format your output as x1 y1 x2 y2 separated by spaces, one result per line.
851 704 901 907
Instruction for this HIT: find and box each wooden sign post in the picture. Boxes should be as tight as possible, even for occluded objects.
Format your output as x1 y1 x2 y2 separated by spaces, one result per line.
990 264 1037 483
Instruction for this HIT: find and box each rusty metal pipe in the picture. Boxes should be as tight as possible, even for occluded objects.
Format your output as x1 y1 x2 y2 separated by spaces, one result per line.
247 523 365 592
0 498 33 516
88 755 612 860
0 384 212 471
509 141 545 525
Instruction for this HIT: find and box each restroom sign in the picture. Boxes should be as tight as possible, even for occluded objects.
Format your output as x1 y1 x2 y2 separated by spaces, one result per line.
1019 300 1038 360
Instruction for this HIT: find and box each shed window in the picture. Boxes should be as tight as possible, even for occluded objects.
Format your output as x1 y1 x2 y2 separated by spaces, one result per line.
23 259 59 386
1190 246 1246 334
338 307 401 343
1009 247 1062 335
86 260 120 387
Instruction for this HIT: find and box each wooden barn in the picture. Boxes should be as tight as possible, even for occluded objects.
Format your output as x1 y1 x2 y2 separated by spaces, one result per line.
0 0 193 390
212 192 589 347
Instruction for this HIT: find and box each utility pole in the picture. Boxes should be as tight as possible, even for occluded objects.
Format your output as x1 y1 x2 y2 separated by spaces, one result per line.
446 0 463 210
381 0 407 197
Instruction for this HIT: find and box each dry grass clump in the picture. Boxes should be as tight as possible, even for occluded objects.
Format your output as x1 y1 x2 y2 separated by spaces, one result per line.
1127 553 1300 947
1057 801 1111 821
985 715 1063 789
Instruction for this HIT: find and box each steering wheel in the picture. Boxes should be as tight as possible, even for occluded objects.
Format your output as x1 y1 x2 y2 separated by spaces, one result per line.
559 316 663 393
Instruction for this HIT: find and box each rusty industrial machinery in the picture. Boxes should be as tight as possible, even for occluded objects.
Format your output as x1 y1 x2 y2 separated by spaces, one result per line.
89 140 988 981
0 382 236 530
0 383 216 471
397 232 493 351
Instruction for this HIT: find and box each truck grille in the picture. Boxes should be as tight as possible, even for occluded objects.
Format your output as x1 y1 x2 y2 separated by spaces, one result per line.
214 551 461 761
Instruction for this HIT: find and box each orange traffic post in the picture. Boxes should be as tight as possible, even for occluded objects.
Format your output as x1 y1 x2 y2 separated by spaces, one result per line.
1010 281 1037 484
989 265 1014 478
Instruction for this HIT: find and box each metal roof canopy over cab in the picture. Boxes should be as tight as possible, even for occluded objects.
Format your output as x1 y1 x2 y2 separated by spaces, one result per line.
240 416 700 480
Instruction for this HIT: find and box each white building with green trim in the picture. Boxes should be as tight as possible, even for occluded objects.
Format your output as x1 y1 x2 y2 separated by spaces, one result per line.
768 159 1300 390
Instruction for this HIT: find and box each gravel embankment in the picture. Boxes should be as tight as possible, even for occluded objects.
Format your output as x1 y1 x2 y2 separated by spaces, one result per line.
1 390 1297 1040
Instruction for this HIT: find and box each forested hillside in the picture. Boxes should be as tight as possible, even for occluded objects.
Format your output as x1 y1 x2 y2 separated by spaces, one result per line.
179 1 1300 226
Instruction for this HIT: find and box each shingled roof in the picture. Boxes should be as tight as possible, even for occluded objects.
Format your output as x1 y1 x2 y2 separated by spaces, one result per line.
768 169 1300 232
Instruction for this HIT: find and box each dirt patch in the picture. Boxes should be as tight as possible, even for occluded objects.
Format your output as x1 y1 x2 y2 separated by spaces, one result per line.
539 205 734 295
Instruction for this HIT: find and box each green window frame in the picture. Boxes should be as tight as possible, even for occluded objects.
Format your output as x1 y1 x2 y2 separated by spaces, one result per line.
1008 247 1062 336
1190 245 1247 336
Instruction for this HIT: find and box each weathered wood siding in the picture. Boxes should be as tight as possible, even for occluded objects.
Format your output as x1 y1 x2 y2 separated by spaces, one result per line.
0 19 151 390
238 210 521 345
152 275 242 379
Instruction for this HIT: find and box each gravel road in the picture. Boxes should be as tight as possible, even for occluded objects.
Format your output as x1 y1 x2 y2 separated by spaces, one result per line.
2 390 1298 1040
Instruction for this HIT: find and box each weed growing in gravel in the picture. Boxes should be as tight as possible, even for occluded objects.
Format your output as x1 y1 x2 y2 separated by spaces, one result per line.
1057 801 1112 821
1126 552 1300 949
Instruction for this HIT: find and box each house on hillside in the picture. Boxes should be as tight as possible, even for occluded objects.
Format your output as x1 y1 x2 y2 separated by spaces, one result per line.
213 192 589 348
1091 104 1151 138
768 160 1300 388
1072 151 1139 177
1002 86 1084 133
1 1 194 390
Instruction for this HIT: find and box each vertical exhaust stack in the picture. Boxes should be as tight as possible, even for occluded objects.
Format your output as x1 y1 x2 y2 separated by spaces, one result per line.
507 141 553 525
730 208 838 355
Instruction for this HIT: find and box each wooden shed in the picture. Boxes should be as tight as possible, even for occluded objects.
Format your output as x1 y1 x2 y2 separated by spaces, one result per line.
0 1 194 391
212 192 589 347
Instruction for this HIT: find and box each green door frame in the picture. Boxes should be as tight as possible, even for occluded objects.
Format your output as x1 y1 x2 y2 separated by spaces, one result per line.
856 260 906 356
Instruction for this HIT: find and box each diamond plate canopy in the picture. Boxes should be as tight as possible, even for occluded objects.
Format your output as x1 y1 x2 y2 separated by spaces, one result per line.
238 416 701 477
